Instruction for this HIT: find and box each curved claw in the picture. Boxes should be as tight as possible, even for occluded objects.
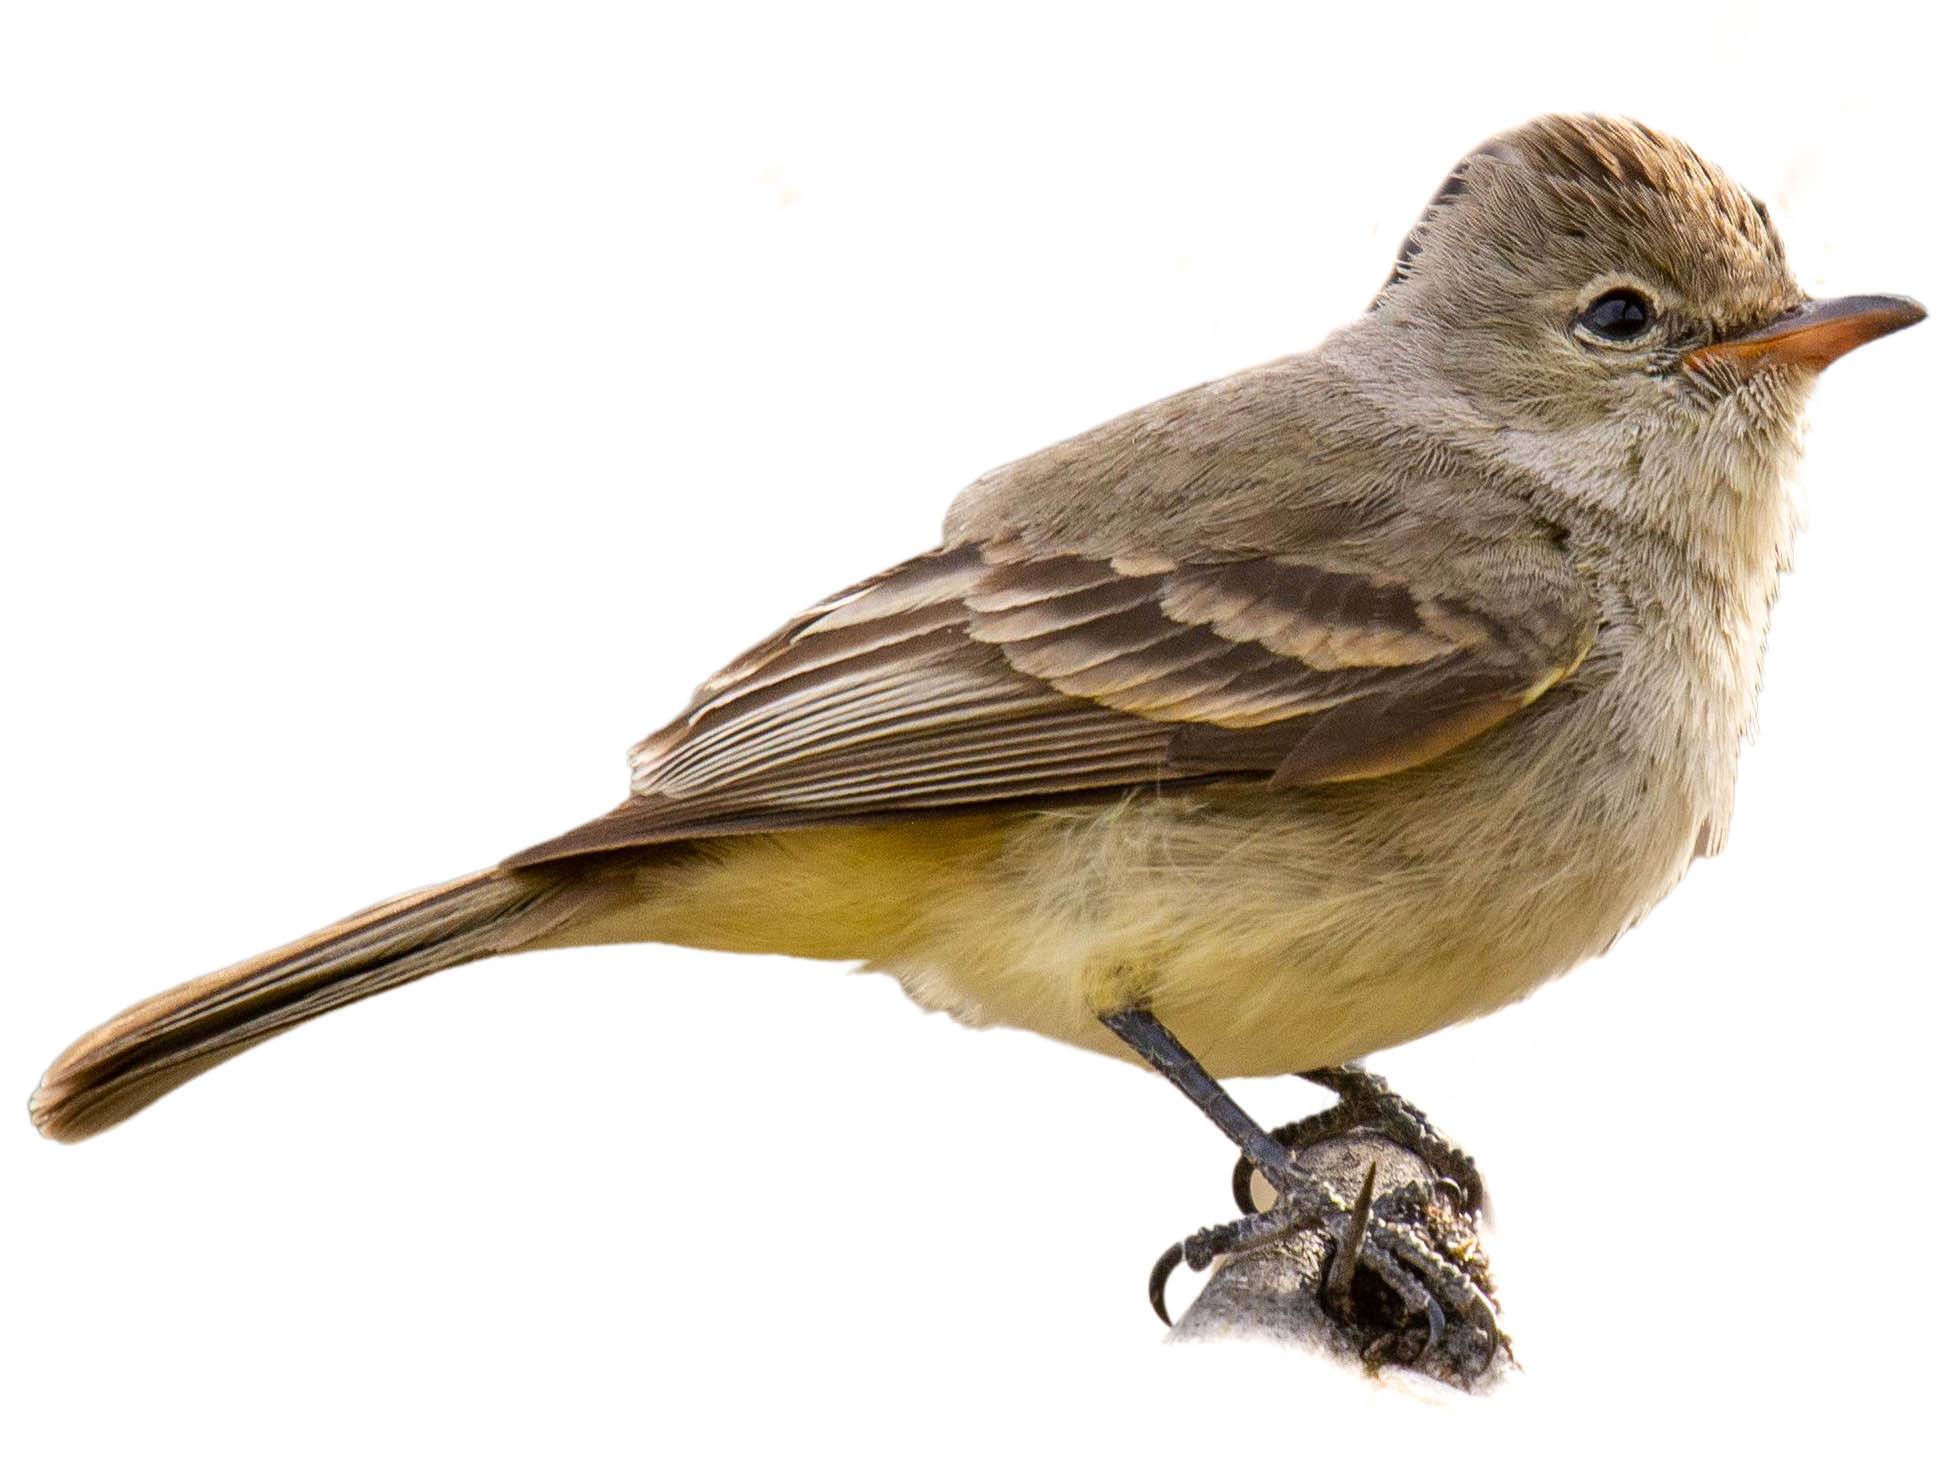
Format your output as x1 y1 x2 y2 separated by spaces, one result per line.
1232 1116 1339 1215
1465 1286 1504 1376
1420 1297 1448 1359
1147 1241 1186 1328
1231 1155 1260 1215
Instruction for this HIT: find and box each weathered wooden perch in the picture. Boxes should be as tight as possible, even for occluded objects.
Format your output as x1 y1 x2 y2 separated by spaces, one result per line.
1166 1127 1510 1392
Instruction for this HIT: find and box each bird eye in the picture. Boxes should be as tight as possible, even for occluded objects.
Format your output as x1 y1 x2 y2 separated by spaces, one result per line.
1575 288 1656 343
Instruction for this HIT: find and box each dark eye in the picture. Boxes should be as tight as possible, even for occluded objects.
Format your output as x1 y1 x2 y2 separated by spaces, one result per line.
1576 288 1655 343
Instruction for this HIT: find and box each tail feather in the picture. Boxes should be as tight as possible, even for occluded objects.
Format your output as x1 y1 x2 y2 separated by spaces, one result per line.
30 866 596 1143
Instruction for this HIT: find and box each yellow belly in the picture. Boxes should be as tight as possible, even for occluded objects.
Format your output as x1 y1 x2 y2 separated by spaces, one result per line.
543 764 1699 1078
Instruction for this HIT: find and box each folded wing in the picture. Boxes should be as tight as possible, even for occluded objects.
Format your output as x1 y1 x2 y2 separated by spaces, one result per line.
506 534 1592 865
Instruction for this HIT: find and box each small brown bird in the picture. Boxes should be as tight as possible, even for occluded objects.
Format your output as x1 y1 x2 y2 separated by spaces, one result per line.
31 115 1922 1342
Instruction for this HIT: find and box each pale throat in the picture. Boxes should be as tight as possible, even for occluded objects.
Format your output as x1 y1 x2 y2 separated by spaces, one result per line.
1483 398 1803 758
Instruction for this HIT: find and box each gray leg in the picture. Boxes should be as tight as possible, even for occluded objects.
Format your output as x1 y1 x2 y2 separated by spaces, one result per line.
1099 1009 1499 1370
1099 1008 1297 1182
1230 1064 1486 1216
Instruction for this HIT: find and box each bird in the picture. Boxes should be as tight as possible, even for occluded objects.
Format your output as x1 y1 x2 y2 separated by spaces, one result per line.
30 114 1923 1352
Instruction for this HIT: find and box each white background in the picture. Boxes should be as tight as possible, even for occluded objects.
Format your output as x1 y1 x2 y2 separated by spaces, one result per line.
4 2 1950 1461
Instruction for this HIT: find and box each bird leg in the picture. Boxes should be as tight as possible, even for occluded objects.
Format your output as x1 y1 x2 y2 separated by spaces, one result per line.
1230 1064 1486 1217
1101 1008 1500 1373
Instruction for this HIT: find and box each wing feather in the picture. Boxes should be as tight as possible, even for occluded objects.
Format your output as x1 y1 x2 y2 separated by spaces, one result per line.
506 531 1592 866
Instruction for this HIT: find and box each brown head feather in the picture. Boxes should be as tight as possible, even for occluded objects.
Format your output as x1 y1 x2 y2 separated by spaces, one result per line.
1376 113 1793 331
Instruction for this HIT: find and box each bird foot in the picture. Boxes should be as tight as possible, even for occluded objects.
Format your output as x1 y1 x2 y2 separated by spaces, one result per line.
1231 1064 1486 1217
1153 1156 1506 1378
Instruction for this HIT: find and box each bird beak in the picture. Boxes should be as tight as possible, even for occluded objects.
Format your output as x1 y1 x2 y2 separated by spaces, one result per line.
1687 294 1927 376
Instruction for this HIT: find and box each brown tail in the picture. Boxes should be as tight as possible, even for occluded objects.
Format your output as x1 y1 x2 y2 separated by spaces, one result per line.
30 865 601 1143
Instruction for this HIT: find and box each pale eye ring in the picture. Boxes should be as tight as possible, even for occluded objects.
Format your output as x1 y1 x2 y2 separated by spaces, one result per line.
1575 288 1656 344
